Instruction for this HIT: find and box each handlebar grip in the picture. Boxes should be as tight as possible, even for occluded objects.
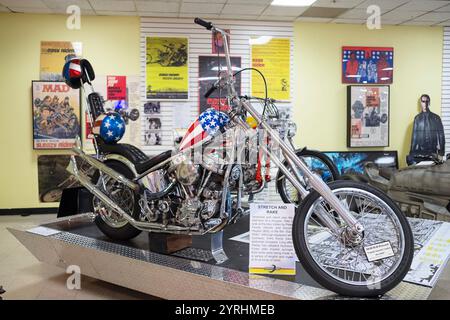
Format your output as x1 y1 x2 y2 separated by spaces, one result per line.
194 18 213 30
204 85 217 98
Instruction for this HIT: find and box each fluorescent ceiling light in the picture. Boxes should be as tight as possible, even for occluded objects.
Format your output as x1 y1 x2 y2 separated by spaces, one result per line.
271 0 316 6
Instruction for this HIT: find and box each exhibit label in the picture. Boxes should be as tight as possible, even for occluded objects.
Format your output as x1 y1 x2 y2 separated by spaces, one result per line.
249 203 296 275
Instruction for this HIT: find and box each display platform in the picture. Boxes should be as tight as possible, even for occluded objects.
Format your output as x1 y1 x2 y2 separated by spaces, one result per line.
8 213 448 300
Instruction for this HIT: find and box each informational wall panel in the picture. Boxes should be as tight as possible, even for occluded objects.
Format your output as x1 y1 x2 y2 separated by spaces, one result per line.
443 27 450 156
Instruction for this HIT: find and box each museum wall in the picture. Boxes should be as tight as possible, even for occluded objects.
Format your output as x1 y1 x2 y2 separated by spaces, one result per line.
0 13 140 209
0 13 444 210
293 22 443 167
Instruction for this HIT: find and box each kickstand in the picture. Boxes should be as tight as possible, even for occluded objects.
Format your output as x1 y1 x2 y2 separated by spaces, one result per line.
211 231 228 264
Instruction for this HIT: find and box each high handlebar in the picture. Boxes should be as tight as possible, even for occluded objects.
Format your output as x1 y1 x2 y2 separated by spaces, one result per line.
194 18 213 30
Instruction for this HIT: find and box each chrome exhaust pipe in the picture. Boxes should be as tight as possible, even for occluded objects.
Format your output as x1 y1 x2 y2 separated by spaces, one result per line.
71 144 139 192
67 157 221 235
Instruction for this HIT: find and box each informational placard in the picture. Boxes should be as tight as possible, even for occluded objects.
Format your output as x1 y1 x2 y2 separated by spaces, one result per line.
347 85 389 147
251 38 290 101
198 56 241 114
32 81 81 149
107 75 127 100
249 203 296 275
146 36 188 100
405 220 450 287
40 41 82 81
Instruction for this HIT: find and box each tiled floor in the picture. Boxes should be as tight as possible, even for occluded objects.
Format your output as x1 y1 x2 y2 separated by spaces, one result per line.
0 214 157 300
1 214 450 300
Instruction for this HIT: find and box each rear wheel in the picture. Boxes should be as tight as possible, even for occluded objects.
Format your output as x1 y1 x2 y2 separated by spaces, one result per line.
276 149 339 204
292 180 414 297
91 161 141 241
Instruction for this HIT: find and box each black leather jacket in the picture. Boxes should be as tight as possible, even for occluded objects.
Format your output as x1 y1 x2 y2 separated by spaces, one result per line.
410 110 445 156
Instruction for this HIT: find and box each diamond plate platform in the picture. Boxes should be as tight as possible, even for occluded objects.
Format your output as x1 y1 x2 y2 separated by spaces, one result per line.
7 213 446 300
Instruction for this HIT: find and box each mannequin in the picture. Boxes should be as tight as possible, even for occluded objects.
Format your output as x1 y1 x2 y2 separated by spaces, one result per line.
407 94 445 165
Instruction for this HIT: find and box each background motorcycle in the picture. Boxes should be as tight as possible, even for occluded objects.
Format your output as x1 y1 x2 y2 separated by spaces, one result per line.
63 19 414 297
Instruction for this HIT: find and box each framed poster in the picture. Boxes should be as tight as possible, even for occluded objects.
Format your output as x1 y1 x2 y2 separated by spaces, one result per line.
40 41 82 81
342 46 394 84
198 56 241 114
212 29 230 54
347 85 389 148
146 36 188 100
251 38 290 101
32 81 81 149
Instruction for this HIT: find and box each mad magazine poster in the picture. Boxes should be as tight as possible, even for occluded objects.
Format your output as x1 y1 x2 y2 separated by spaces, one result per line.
32 81 81 149
146 37 188 100
348 85 389 147
40 41 82 81
198 56 241 114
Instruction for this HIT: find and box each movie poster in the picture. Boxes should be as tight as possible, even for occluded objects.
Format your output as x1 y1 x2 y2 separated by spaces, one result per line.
251 38 290 101
342 46 394 84
198 56 241 114
37 155 76 202
146 37 188 100
32 81 81 149
107 75 127 100
40 41 82 81
347 85 389 147
212 29 230 54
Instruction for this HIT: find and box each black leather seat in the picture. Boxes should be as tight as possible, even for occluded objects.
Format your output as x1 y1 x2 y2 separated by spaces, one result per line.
98 143 172 174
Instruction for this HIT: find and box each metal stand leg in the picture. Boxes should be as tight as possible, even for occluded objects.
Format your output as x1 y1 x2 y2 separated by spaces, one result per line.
211 231 228 264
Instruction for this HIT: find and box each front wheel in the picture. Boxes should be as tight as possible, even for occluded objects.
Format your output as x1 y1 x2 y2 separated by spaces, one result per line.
292 180 414 297
276 149 339 204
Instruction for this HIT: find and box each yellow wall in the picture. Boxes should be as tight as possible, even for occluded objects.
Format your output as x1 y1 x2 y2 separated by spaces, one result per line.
294 22 443 168
0 13 140 209
0 14 444 209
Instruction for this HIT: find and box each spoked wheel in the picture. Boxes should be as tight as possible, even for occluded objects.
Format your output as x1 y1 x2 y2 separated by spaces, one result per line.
276 149 339 204
292 180 414 297
91 161 141 241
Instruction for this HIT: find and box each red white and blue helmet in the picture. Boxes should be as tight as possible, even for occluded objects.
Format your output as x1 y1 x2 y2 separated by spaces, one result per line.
62 57 95 89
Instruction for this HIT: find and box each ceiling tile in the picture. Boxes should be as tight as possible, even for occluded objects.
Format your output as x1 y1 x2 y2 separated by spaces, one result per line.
301 6 349 18
436 4 450 12
355 0 409 12
180 2 223 14
261 5 309 16
135 1 179 12
220 13 261 20
312 0 365 8
96 10 138 16
435 19 450 26
258 15 296 21
380 20 404 25
139 11 179 17
414 12 450 22
338 8 372 19
382 9 425 20
179 12 219 18
221 4 267 15
89 0 135 11
333 18 366 24
296 17 333 22
42 0 92 10
53 8 96 15
227 0 272 4
395 0 450 11
8 7 53 13
0 0 47 8
400 20 438 26
180 0 226 2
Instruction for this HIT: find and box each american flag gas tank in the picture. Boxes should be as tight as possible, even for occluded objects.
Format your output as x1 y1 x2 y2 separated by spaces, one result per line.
179 108 230 151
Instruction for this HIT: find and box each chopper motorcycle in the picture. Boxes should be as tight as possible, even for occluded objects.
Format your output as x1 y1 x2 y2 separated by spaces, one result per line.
63 18 413 297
